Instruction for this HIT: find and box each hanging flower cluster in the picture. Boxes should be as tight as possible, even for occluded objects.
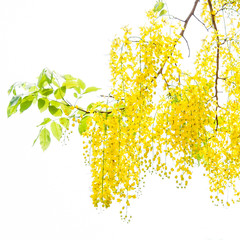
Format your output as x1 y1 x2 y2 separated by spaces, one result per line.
7 0 240 221
82 0 240 219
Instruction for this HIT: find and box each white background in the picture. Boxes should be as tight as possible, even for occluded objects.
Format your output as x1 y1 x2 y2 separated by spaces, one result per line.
0 0 239 239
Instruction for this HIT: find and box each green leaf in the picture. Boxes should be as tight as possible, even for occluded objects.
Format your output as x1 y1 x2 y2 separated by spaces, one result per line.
63 74 75 81
40 88 53 96
78 116 89 135
39 128 51 151
87 103 94 111
54 86 66 99
50 100 61 108
73 92 78 98
7 87 23 117
48 105 62 117
61 104 72 116
153 1 164 12
8 83 17 95
74 87 81 94
38 98 45 109
7 104 19 118
59 117 69 129
29 85 39 93
20 97 34 113
83 87 101 94
52 79 60 88
38 69 52 89
77 79 86 90
50 121 62 141
159 9 167 16
38 98 49 113
63 75 86 91
63 79 77 89
37 118 51 127
9 95 21 107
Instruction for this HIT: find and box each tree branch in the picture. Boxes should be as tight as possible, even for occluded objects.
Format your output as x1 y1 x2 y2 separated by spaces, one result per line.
179 0 200 38
207 0 220 131
80 0 200 115
156 0 200 78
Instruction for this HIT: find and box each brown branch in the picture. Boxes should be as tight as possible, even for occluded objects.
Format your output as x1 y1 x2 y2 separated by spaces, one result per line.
207 0 220 131
179 0 200 38
75 106 124 115
156 0 200 79
100 94 115 98
53 97 120 115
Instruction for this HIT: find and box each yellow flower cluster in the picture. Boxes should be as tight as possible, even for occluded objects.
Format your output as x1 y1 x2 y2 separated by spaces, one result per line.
81 1 240 220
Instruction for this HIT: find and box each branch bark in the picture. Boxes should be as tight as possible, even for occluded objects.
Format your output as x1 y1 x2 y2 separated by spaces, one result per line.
156 0 200 78
207 0 220 131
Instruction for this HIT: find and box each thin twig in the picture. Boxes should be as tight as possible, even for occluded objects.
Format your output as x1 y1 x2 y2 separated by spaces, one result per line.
215 2 233 15
193 14 209 31
182 35 191 57
170 15 185 22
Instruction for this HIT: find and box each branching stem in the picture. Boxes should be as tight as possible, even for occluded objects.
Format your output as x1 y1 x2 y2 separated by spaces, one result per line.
156 0 200 78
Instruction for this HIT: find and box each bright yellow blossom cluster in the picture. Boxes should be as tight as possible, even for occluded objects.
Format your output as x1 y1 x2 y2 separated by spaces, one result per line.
7 0 240 222
80 1 240 220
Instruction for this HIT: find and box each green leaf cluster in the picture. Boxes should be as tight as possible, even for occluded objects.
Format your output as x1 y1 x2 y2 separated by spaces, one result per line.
7 68 101 151
34 118 63 151
153 0 167 16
